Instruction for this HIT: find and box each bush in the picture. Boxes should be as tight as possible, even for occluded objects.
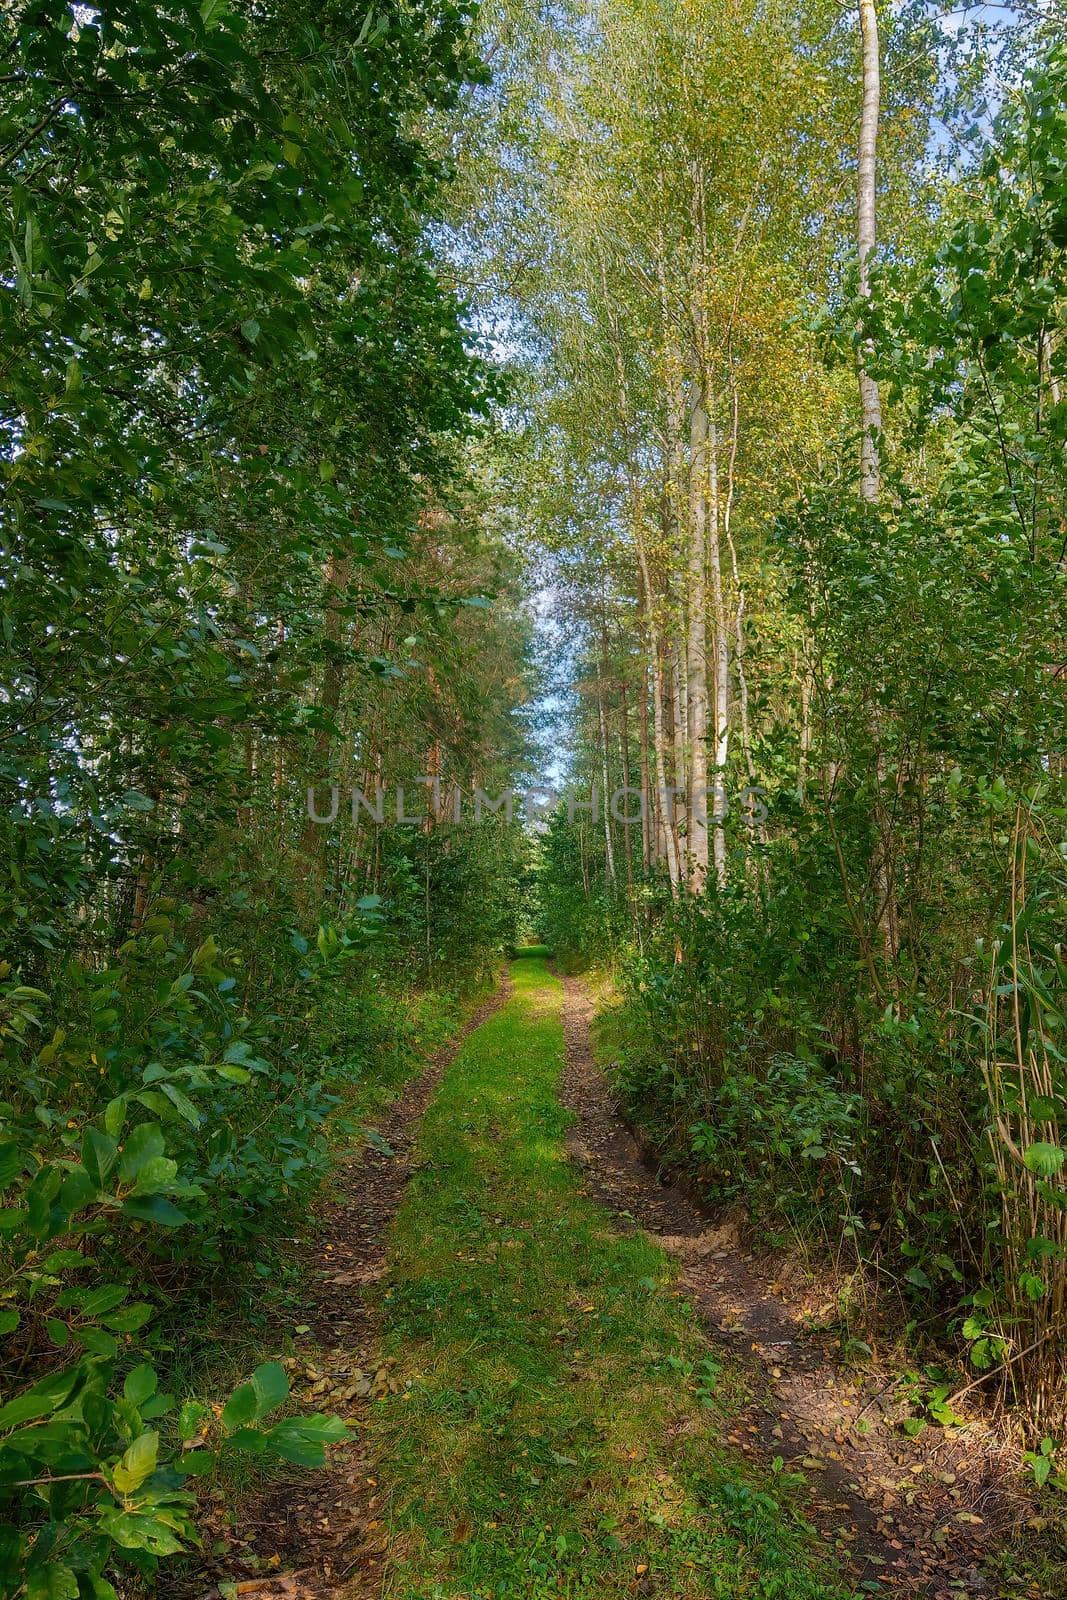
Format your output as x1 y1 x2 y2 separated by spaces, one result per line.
0 895 471 1596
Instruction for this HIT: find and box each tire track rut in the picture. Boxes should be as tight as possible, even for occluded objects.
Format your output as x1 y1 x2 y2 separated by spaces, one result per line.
557 973 1031 1600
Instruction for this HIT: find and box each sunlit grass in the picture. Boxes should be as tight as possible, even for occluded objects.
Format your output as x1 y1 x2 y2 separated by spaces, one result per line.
372 956 855 1599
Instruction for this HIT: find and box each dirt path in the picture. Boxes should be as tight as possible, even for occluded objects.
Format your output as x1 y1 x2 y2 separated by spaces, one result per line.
191 977 510 1600
557 974 1032 1600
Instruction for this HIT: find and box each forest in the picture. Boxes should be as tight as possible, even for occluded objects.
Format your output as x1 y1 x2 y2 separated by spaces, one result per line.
0 1 1064 1597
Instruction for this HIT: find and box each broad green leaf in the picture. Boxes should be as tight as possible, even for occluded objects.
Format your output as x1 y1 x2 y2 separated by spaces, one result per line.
81 1127 118 1189
121 1195 189 1227
251 1360 288 1419
222 1383 258 1431
124 1363 158 1401
112 1430 159 1494
25 1563 79 1600
0 1364 84 1431
264 1415 347 1467
1023 1143 1066 1179
118 1123 166 1184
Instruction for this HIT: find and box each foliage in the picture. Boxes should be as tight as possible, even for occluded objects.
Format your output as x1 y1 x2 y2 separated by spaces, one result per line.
0 1347 343 1599
0 895 480 1593
0 0 532 1593
516 4 1067 1438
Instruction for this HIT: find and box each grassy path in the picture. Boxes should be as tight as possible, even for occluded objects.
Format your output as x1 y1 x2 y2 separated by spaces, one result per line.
370 959 854 1599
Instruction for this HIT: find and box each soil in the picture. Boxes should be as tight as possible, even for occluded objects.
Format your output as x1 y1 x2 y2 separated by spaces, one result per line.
557 973 1038 1600
187 977 510 1600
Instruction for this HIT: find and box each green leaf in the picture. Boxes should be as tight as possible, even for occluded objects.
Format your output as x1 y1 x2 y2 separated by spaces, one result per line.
214 1064 251 1084
129 1155 179 1194
160 1083 201 1127
179 1400 211 1441
104 1097 128 1139
79 1328 120 1358
225 1425 267 1454
118 1123 166 1183
264 1415 347 1467
222 1383 258 1431
1023 1143 1066 1179
251 1360 289 1419
41 1250 85 1273
98 1507 185 1555
0 1142 22 1191
102 1303 153 1334
112 1430 159 1494
81 1127 119 1189
121 1194 189 1227
120 790 156 813
0 1364 83 1431
25 1563 79 1600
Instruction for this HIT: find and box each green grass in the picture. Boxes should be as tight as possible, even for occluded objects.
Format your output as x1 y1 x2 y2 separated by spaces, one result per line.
372 957 855 1599
338 984 486 1141
165 981 492 1586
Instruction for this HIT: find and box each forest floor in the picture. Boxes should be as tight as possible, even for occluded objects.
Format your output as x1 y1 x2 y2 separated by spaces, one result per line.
189 959 1048 1600
558 977 1045 1600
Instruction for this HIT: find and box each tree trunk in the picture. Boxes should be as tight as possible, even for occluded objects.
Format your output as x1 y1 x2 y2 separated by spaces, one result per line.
597 243 678 895
670 633 686 858
620 680 635 898
856 0 899 973
636 541 681 894
597 642 616 888
857 0 883 502
301 546 351 891
638 653 652 871
707 416 729 890
686 380 710 893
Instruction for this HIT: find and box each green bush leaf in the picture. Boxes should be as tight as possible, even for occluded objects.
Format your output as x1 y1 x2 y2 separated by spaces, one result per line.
1023 1143 1066 1179
222 1382 258 1431
121 1195 189 1227
81 1127 118 1189
112 1429 159 1494
179 1399 211 1441
25 1562 79 1600
118 1123 166 1183
0 1364 84 1431
0 1142 22 1191
251 1360 289 1419
264 1415 347 1467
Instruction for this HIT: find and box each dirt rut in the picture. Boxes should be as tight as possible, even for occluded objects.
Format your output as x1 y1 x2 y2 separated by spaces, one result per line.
558 973 1034 1600
190 977 510 1600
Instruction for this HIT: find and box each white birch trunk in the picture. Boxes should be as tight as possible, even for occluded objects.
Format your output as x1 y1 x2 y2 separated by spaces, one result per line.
686 384 710 893
857 0 883 502
707 417 730 890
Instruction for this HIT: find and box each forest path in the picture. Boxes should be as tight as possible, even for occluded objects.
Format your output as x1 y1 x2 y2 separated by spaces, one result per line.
190 978 512 1600
193 959 1035 1600
558 974 1033 1600
329 958 859 1600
